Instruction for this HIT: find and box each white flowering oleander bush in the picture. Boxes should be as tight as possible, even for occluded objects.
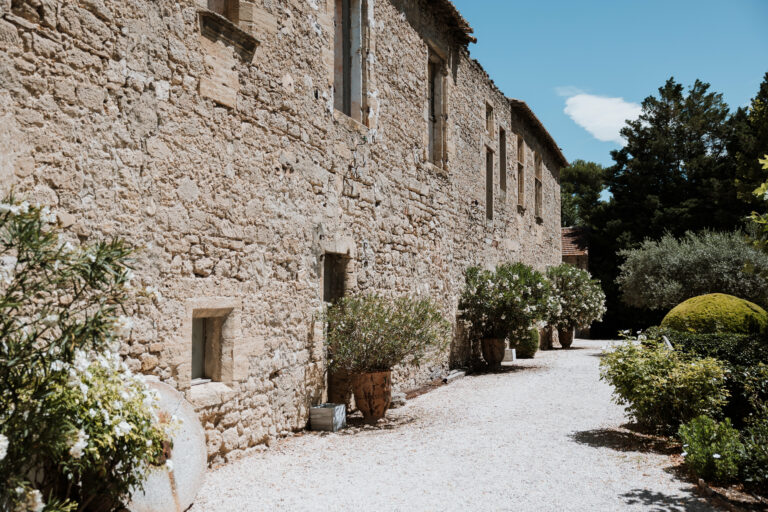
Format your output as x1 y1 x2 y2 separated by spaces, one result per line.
0 196 169 512
460 263 552 346
545 263 606 331
678 416 743 485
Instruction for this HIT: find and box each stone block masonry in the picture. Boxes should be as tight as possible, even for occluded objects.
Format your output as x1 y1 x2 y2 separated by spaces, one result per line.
0 0 567 465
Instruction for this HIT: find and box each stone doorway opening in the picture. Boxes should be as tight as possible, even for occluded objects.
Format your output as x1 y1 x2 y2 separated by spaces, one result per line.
322 252 353 407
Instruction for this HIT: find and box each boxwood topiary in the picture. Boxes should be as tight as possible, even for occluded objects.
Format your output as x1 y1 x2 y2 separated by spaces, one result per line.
661 293 768 335
514 328 540 359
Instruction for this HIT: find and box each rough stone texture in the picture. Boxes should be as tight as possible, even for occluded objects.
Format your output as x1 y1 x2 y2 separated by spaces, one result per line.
0 0 563 465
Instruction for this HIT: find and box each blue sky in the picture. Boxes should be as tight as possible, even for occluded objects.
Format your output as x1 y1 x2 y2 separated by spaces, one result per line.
451 0 768 167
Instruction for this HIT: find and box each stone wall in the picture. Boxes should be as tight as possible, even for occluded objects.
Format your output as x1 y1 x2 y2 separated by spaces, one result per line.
0 0 564 465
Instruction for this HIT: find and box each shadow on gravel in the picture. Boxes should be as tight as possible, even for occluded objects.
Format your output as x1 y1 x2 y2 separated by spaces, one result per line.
620 489 712 511
569 427 679 455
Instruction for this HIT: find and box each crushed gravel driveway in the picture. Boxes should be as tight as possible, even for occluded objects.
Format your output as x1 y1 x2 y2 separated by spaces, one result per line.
191 340 714 511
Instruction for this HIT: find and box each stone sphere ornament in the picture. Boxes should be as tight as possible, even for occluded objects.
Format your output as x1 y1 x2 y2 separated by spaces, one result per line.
129 380 207 512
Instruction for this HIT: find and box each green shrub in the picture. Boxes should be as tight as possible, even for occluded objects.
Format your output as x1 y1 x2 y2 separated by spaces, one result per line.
0 198 169 512
661 293 768 335
740 413 768 493
600 340 729 433
616 230 768 311
460 263 551 344
324 295 451 373
514 328 540 359
545 263 606 330
678 416 744 485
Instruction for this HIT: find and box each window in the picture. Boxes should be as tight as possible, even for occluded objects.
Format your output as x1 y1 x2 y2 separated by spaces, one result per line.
486 148 494 221
428 50 446 167
486 104 494 135
535 153 543 220
499 128 507 196
191 315 227 385
334 0 363 121
323 253 349 303
207 0 239 24
517 135 525 209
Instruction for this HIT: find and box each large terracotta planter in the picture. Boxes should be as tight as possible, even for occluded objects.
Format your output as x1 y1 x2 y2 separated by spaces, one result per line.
558 327 575 349
481 337 506 368
351 371 392 424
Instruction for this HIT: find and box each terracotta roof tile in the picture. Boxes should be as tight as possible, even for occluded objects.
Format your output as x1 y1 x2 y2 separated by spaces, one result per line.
562 227 588 257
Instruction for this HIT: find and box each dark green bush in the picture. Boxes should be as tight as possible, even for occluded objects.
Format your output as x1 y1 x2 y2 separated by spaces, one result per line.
617 230 768 311
600 340 729 433
647 328 768 425
514 328 539 359
740 413 768 493
678 416 744 485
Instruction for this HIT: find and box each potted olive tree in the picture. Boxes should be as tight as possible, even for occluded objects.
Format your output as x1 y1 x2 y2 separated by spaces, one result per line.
324 295 450 424
460 263 551 366
546 264 607 348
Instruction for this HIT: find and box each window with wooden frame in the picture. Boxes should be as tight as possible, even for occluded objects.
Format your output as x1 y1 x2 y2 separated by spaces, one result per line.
486 148 494 221
517 134 525 209
535 153 543 220
207 0 239 24
428 49 447 167
334 0 364 121
499 128 507 197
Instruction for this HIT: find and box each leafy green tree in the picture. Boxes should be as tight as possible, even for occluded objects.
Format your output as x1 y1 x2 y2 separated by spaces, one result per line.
560 160 606 227
617 231 768 311
589 78 756 336
732 73 768 204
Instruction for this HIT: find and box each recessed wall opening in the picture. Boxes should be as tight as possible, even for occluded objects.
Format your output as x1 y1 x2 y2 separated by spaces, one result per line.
486 148 494 221
207 0 239 24
517 134 525 208
535 153 543 220
191 311 230 385
485 103 494 135
334 0 363 121
499 128 507 196
323 253 349 304
428 49 446 167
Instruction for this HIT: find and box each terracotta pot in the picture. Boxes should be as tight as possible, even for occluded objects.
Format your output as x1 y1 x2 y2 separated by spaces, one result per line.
481 337 506 368
327 369 353 409
351 371 392 424
558 327 575 349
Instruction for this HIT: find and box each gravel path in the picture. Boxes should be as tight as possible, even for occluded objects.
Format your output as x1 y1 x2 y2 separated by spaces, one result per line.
191 340 714 511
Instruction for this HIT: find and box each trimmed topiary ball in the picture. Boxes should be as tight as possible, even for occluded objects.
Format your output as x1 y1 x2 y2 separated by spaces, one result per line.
661 293 768 335
514 328 540 359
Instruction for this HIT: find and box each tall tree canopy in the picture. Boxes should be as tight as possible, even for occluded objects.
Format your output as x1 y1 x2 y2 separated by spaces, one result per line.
560 160 606 228
588 76 766 336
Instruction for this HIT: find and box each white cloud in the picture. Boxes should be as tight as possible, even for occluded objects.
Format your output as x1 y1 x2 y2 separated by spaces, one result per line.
557 88 642 145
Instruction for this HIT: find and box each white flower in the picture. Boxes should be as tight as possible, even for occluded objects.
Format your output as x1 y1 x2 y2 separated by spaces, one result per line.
0 434 8 461
114 421 132 437
39 206 57 225
681 451 688 457
73 350 90 372
88 408 97 418
114 316 134 338
68 429 89 459
25 489 44 512
713 453 721 459
50 360 65 372
79 382 89 397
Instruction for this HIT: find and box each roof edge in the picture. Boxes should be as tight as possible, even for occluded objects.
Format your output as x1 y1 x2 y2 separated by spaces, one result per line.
508 99 568 168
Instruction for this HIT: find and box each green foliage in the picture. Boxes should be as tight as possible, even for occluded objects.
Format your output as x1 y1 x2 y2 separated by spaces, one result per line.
459 263 552 344
740 413 768 493
560 160 606 227
617 231 768 311
323 294 451 373
678 416 744 485
599 339 729 433
732 73 768 204
661 293 768 335
585 76 767 337
0 197 168 511
514 328 539 359
546 263 606 330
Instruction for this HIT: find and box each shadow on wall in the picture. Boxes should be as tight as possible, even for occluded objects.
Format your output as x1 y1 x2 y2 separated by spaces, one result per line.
619 489 712 512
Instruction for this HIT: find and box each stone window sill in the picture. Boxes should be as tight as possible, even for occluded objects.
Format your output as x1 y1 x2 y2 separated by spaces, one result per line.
333 109 369 135
199 10 259 61
187 381 235 408
423 161 448 178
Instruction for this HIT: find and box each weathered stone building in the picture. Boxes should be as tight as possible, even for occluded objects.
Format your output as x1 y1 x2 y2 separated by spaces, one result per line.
0 0 566 464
